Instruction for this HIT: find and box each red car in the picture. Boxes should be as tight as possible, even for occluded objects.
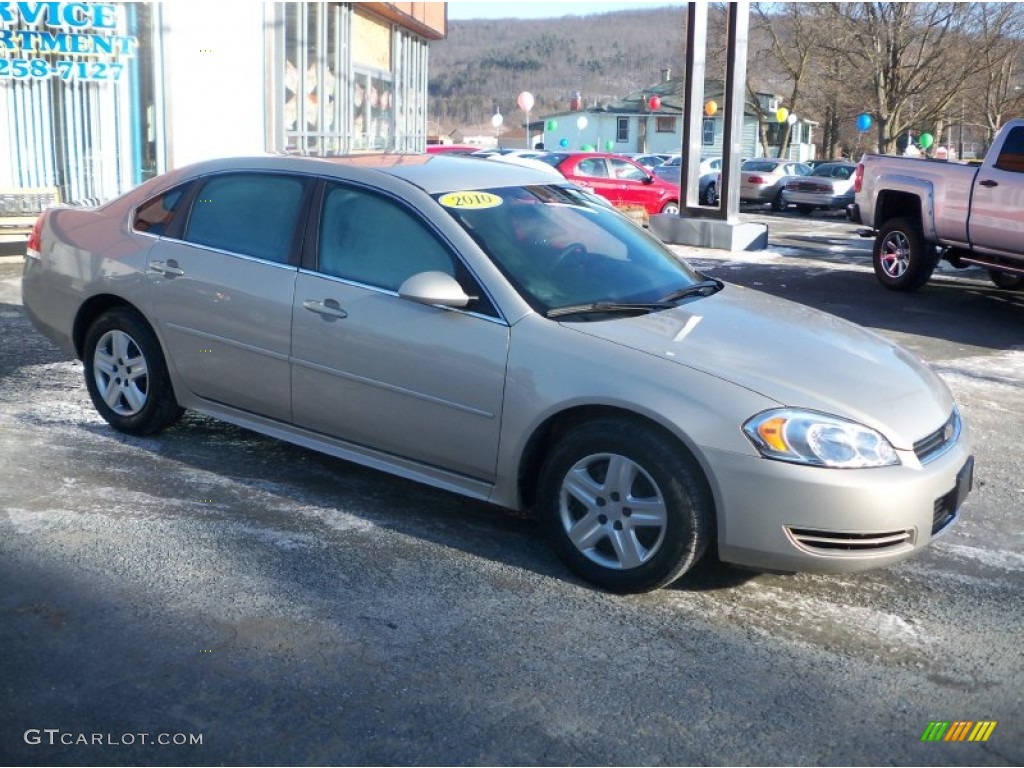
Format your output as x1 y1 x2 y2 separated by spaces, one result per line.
537 152 680 215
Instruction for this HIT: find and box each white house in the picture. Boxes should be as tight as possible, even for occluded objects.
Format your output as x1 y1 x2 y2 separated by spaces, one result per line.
532 75 816 162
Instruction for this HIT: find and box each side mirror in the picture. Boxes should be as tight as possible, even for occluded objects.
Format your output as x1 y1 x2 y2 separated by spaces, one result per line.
398 271 473 308
643 174 654 185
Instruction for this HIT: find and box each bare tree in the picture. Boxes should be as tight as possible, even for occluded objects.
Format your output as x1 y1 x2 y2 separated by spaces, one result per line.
968 3 1024 146
826 3 988 154
750 3 833 158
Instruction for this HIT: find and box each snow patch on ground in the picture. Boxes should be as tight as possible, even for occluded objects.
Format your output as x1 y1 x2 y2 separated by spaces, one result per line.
932 542 1024 572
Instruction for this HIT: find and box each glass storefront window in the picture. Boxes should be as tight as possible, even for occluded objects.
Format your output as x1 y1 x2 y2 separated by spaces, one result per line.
274 3 427 155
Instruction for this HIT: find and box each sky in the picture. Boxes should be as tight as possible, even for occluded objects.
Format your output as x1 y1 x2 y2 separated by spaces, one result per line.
446 1 684 21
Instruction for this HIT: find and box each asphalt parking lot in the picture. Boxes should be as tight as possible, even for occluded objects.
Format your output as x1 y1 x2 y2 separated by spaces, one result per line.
1 212 1022 766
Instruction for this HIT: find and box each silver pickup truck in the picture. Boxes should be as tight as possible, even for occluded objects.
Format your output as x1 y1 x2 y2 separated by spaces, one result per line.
848 118 1024 291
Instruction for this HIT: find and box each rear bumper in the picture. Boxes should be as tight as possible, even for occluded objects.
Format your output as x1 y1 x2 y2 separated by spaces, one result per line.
782 190 854 209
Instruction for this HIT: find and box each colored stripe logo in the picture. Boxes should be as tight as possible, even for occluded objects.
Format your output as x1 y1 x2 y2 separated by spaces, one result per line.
921 721 997 742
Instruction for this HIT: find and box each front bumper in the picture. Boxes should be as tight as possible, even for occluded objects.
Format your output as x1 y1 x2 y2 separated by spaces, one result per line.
706 435 973 574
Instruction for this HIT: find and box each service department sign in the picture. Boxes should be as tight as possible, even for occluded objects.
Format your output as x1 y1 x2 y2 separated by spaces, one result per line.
0 2 138 82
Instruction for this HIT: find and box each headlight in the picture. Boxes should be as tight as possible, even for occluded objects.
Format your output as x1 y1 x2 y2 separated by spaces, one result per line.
743 409 899 468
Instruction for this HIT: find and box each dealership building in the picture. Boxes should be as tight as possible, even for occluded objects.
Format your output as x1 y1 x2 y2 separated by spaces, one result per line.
0 1 446 228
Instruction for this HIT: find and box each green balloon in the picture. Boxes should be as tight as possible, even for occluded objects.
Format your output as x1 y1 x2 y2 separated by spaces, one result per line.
604 140 614 151
546 119 557 131
581 144 596 152
919 132 934 149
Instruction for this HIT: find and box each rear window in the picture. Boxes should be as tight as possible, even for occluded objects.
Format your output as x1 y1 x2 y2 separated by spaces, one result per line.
133 186 189 236
742 160 780 172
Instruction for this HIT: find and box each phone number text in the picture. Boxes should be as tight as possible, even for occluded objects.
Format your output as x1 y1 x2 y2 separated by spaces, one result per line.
0 57 125 81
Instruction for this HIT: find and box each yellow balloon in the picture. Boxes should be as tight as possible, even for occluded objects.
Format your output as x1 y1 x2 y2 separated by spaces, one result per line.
776 107 789 123
704 100 718 116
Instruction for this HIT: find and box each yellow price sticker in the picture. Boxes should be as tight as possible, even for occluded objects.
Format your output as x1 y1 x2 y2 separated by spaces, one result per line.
438 191 503 210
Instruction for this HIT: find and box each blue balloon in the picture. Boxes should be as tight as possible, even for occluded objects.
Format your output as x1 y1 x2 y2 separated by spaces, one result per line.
856 113 872 132
559 137 569 148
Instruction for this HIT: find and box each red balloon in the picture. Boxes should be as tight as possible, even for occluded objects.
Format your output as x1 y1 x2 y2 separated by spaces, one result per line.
648 95 661 111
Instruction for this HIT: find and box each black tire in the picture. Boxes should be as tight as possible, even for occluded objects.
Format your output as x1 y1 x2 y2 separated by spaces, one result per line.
988 269 1024 290
701 182 717 206
83 308 183 436
797 204 815 215
538 418 713 593
771 190 787 212
872 217 938 291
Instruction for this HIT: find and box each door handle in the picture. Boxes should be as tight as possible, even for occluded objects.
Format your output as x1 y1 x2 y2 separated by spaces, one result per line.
148 260 184 277
302 298 348 319
978 179 998 187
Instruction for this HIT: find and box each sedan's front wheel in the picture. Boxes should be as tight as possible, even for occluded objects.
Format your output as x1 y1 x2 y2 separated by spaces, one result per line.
660 200 680 215
538 418 713 593
83 308 183 435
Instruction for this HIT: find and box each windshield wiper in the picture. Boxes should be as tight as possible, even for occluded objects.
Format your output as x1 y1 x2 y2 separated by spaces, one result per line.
545 301 673 319
659 278 725 303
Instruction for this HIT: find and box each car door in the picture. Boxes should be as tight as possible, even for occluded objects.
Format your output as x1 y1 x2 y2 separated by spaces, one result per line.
145 172 308 422
608 157 660 212
290 182 509 481
571 157 620 207
968 124 1024 257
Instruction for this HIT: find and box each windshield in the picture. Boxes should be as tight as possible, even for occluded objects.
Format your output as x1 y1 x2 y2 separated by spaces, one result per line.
435 184 705 316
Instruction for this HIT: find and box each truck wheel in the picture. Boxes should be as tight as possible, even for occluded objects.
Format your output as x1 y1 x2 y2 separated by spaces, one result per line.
988 269 1024 290
873 217 938 291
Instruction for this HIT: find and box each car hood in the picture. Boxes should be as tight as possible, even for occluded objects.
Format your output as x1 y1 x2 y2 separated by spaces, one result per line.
562 284 952 449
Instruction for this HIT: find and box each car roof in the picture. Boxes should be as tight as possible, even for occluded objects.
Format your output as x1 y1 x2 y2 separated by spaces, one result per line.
163 154 560 196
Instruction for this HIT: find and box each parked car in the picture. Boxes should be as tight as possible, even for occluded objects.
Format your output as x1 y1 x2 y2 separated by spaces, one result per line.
781 161 858 214
652 161 721 206
657 155 723 176
738 159 812 211
22 154 973 593
471 148 546 159
537 151 681 215
620 153 673 170
851 117 1024 291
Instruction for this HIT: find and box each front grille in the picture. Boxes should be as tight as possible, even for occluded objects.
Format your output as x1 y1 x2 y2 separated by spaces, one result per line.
787 526 913 553
914 410 960 464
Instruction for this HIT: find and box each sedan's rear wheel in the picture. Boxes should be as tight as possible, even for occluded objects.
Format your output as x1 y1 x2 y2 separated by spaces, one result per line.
83 308 183 435
538 418 712 593
771 190 787 212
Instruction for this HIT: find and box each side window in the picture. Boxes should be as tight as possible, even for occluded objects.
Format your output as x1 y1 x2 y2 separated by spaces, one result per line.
184 174 305 263
609 158 647 182
576 158 609 178
994 127 1024 173
318 185 456 292
133 185 189 236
